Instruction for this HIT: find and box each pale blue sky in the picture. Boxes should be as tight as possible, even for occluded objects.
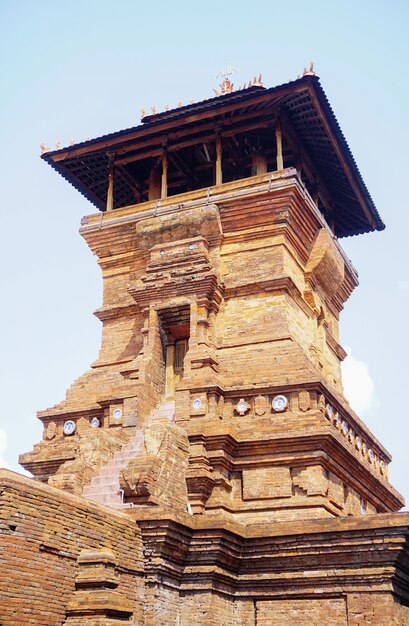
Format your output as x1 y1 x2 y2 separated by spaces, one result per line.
0 0 408 502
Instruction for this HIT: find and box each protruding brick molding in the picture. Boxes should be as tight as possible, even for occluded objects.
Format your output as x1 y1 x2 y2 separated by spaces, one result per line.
63 548 134 625
132 507 409 626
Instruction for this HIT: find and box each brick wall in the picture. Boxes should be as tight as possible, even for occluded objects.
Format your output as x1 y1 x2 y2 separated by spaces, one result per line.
0 470 144 626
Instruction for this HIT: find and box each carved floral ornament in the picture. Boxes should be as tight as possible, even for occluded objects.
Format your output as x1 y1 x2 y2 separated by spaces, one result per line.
59 415 101 435
254 395 268 416
235 398 250 416
45 421 57 440
234 394 289 416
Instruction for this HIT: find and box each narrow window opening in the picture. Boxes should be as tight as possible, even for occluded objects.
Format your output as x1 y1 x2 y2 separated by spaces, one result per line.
158 305 190 399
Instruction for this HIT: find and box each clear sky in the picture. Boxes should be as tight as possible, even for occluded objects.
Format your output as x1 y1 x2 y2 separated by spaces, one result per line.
0 0 408 504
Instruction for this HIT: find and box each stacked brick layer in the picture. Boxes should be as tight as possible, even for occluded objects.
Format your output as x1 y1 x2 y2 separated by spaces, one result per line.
1 470 409 625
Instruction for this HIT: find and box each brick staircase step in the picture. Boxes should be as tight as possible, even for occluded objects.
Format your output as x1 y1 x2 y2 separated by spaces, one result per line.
83 401 175 507
88 494 122 505
99 467 123 477
116 442 140 450
113 451 140 461
83 484 119 496
106 459 130 469
90 475 119 487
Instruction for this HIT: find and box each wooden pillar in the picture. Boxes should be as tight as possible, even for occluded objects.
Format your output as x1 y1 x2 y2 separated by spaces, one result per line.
215 134 222 186
165 343 175 399
275 121 283 171
106 155 114 211
148 165 161 200
251 150 267 176
161 146 168 199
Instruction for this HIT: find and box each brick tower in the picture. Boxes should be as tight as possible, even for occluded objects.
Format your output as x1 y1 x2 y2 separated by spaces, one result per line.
2 72 409 625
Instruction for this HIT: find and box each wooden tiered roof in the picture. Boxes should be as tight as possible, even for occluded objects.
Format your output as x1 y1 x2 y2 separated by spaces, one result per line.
42 75 384 238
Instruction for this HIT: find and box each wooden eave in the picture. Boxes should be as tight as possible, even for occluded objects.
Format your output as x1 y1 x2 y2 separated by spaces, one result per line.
41 76 384 238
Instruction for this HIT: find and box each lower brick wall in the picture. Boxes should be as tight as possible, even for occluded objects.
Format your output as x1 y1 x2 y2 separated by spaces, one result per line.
1 470 409 625
179 591 234 626
346 593 409 626
256 598 347 625
0 470 144 626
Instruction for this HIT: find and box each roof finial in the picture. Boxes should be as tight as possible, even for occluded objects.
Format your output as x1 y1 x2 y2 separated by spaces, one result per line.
40 142 50 154
303 62 316 76
213 64 237 97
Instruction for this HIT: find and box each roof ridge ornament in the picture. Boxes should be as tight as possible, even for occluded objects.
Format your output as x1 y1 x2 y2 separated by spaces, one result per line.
214 67 264 97
297 62 316 79
138 67 265 119
40 142 51 154
140 98 197 120
236 73 264 91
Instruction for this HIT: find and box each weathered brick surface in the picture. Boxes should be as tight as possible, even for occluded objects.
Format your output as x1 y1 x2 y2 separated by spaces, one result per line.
0 470 144 626
257 598 347 625
120 420 189 510
346 593 409 626
179 591 234 626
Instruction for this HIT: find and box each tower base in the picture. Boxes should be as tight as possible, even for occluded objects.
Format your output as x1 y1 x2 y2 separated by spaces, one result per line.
1 469 408 626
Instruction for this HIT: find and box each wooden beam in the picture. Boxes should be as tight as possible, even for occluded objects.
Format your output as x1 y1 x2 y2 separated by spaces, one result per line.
169 153 187 177
275 120 283 171
106 155 114 211
115 119 273 167
113 109 274 159
169 151 199 187
215 134 222 185
116 165 142 202
148 165 161 200
161 147 168 199
251 150 267 176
